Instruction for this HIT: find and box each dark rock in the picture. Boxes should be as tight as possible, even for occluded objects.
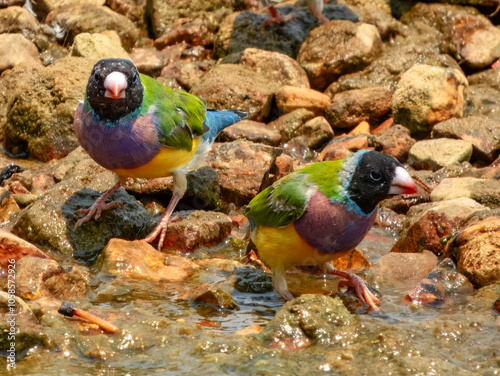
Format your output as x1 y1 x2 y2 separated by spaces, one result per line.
373 124 416 162
297 21 382 90
403 258 475 308
432 117 500 164
218 120 281 146
326 87 392 129
14 256 89 300
214 4 359 58
392 198 487 255
268 108 316 143
0 57 95 161
207 141 281 205
258 294 354 350
233 266 273 294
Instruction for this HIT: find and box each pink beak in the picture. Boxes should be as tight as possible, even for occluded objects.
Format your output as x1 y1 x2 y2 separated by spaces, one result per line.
389 166 418 195
104 71 127 99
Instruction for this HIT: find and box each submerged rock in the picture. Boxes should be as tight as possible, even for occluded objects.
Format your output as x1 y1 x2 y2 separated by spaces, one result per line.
0 229 52 269
258 294 354 350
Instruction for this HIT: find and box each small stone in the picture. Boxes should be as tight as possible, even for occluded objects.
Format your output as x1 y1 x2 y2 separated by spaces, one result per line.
316 135 369 162
408 139 473 171
153 17 213 49
392 64 468 137
179 283 238 310
367 250 438 288
273 153 294 179
332 248 371 274
268 109 316 143
0 196 20 225
233 267 273 294
326 87 392 129
348 121 370 136
14 257 89 300
236 324 261 336
373 124 416 162
130 47 166 77
71 31 130 60
160 60 214 91
99 239 199 282
430 177 500 209
275 86 331 116
218 120 281 146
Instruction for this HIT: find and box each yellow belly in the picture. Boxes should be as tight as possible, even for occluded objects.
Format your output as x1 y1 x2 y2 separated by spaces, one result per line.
253 224 347 270
110 138 201 179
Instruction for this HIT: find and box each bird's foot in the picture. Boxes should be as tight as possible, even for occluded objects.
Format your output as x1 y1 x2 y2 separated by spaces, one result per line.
74 184 123 230
262 6 296 27
337 273 380 312
143 213 181 251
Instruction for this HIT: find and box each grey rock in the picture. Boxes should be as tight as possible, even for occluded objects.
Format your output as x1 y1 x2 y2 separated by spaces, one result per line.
218 120 281 146
430 177 500 208
408 138 473 171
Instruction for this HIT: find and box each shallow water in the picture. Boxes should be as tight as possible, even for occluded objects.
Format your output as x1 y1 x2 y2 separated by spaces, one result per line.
4 227 500 376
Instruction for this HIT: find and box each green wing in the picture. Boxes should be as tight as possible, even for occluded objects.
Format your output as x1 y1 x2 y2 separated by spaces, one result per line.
245 171 316 228
140 74 206 151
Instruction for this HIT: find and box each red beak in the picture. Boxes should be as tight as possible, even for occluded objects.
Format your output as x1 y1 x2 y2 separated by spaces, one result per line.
389 166 418 195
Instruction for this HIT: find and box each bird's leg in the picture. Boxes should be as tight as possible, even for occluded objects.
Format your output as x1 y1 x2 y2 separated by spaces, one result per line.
74 182 124 229
143 170 187 250
308 0 329 24
272 267 294 301
262 5 296 27
322 262 380 312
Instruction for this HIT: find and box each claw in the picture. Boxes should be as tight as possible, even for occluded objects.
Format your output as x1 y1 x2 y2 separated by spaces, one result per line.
74 183 122 230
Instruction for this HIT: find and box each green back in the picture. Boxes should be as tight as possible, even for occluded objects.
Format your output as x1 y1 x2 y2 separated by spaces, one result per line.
140 74 206 151
245 159 346 228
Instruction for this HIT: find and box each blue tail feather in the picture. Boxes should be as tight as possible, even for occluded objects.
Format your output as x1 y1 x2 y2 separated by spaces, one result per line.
203 109 247 142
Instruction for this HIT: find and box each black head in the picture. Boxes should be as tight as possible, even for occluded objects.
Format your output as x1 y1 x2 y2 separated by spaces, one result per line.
86 58 143 122
0 164 24 186
346 151 417 215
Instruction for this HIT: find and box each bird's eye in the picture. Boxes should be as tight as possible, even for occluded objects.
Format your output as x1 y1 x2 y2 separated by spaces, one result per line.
132 72 138 84
370 170 382 181
94 71 100 81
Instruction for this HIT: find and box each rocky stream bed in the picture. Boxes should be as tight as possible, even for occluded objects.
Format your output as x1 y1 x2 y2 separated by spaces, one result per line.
0 0 500 374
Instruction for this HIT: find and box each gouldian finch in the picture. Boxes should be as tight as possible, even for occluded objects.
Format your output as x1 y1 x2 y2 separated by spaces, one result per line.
262 0 330 27
245 150 417 311
73 58 246 249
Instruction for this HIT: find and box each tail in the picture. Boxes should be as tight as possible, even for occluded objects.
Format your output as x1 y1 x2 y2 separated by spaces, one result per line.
203 109 247 142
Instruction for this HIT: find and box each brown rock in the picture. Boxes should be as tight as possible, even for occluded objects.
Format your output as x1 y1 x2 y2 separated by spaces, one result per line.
275 86 331 116
0 7 40 43
430 177 500 208
373 124 416 162
273 153 294 179
392 198 487 255
268 108 316 143
14 257 89 300
298 21 382 90
179 283 238 310
367 250 438 288
99 239 199 282
0 34 42 74
348 121 370 136
297 116 334 149
161 210 232 252
207 141 281 205
0 196 20 225
154 17 213 48
326 87 392 129
160 60 214 91
31 171 55 194
316 135 369 162
130 47 166 77
332 248 371 274
0 229 52 270
218 120 281 146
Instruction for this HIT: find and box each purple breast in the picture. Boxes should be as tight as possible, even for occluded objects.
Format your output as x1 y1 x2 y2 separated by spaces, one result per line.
73 104 161 170
294 191 376 255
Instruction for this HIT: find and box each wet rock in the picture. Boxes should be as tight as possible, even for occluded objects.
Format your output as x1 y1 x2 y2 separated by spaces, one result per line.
46 4 139 50
0 34 42 74
99 239 199 282
268 108 315 143
258 294 354 350
190 64 274 121
233 266 273 294
464 70 500 122
401 3 500 69
392 65 468 137
214 4 359 58
408 139 473 171
275 86 330 116
124 163 221 210
238 48 310 89
367 250 438 288
131 47 166 77
373 124 416 162
11 179 152 263
180 283 238 310
326 87 392 129
0 229 52 270
0 6 40 43
14 256 89 300
160 210 232 252
0 292 45 353
160 60 214 91
70 31 130 60
282 116 334 160
218 120 281 146
431 116 500 164
403 258 475 308
392 198 487 255
207 141 281 205
326 44 460 96
0 196 20 225
316 135 369 162
297 21 382 90
0 57 95 161
11 194 39 208
449 217 500 287
430 177 500 208
332 248 371 274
